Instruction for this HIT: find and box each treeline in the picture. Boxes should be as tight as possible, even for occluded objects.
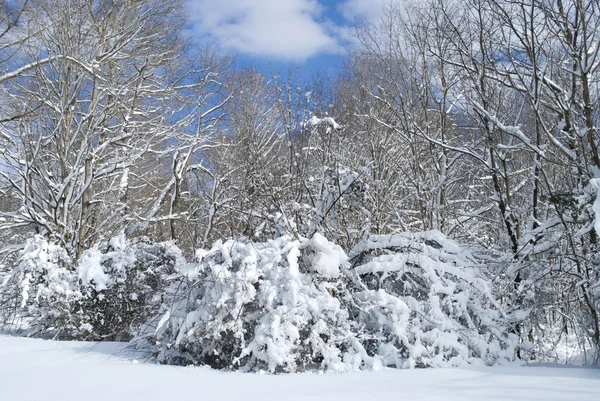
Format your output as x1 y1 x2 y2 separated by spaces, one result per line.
0 0 599 366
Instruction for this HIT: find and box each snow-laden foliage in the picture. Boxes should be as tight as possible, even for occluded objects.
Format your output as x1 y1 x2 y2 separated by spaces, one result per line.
76 235 181 341
585 180 600 305
137 231 516 371
348 231 517 368
142 234 362 372
0 235 80 338
1 231 518 371
0 235 178 340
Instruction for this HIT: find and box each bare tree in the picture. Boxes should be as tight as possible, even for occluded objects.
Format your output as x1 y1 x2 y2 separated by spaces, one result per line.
0 0 190 258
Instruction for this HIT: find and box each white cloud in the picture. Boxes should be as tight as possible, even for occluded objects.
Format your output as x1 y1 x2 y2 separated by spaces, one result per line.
186 0 340 61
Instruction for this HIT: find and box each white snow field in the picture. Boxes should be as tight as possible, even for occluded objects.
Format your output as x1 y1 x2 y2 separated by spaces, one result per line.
1 335 599 401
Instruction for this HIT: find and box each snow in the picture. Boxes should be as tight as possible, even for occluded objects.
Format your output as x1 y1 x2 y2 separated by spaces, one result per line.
0 335 599 401
151 235 357 372
305 115 342 131
301 232 346 278
589 178 600 237
78 246 110 291
77 233 137 292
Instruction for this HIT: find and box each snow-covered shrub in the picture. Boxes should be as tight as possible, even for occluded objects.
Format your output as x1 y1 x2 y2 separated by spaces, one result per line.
75 235 180 341
0 235 81 338
0 234 180 341
140 234 364 372
139 231 515 372
347 231 517 368
2 230 517 372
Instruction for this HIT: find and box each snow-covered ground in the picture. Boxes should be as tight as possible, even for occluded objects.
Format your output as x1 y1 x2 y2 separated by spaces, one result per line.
1 335 599 401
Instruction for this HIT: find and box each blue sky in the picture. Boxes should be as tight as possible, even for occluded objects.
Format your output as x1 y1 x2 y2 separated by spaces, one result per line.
185 0 399 78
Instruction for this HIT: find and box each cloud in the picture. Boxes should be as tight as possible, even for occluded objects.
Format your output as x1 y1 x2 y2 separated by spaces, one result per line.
186 0 340 61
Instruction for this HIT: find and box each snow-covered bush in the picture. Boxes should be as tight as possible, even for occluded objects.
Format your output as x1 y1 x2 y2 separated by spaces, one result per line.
75 235 181 341
139 234 365 372
0 234 179 341
0 235 81 338
138 231 516 371
347 231 517 368
2 230 517 371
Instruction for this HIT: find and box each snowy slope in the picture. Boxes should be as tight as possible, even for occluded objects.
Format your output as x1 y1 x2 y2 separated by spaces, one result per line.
0 335 599 401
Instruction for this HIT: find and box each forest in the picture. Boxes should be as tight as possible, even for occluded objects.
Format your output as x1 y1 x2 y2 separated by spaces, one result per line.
0 0 599 372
